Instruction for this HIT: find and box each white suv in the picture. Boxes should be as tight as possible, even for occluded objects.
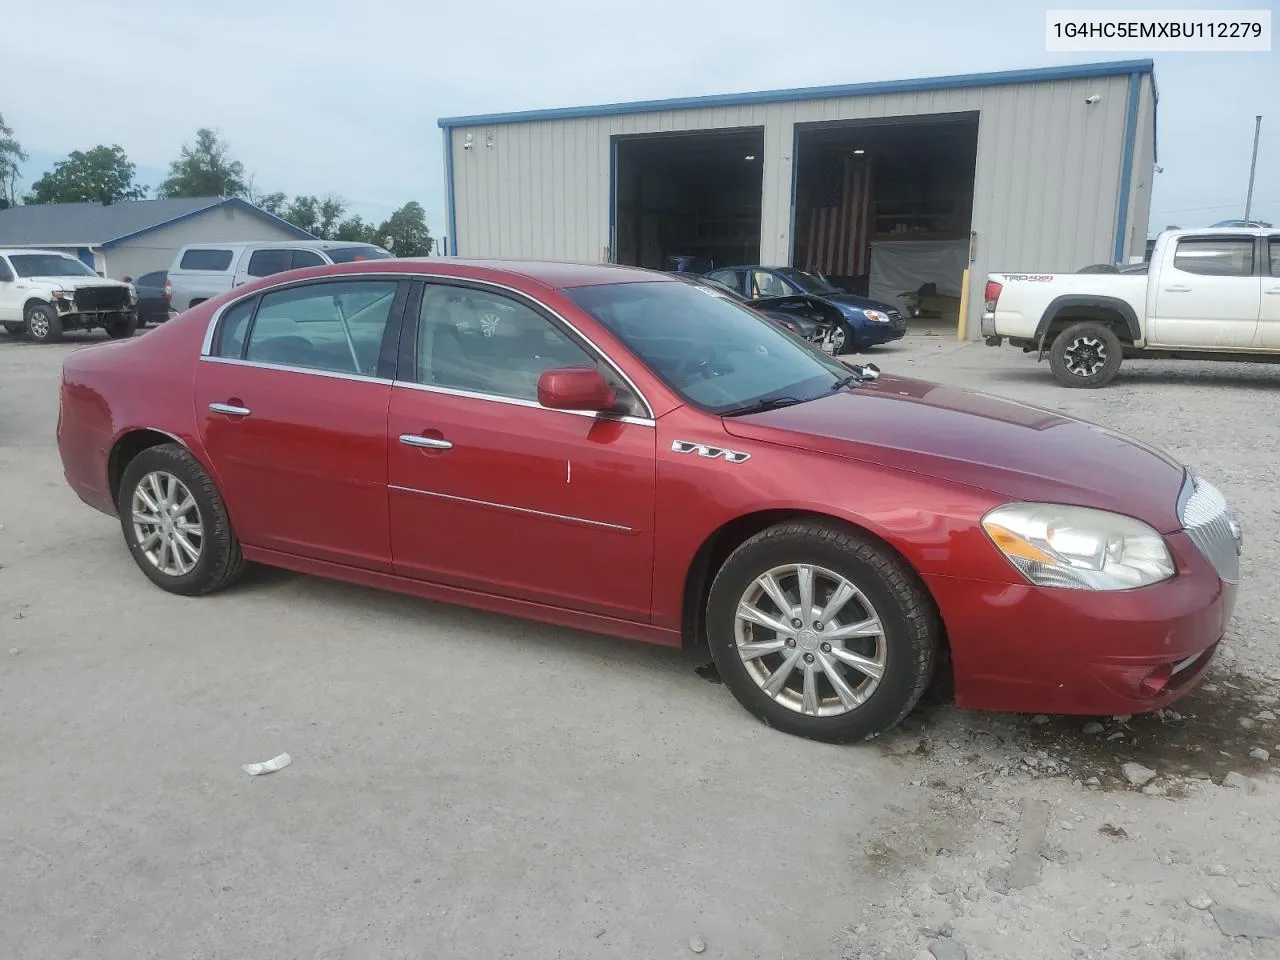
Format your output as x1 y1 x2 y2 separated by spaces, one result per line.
166 240 393 313
0 248 138 343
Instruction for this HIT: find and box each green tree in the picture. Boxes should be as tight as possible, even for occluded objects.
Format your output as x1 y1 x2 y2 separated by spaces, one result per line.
374 201 433 257
26 145 146 205
334 215 372 243
0 112 27 208
280 194 346 239
254 190 288 217
159 128 246 198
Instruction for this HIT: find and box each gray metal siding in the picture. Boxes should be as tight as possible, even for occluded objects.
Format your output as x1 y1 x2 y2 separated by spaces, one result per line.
1125 74 1158 261
449 73 1148 336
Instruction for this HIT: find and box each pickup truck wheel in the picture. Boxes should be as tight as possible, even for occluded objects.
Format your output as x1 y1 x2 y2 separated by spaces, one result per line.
105 313 140 339
118 444 246 596
1049 322 1122 388
24 302 63 343
706 521 938 743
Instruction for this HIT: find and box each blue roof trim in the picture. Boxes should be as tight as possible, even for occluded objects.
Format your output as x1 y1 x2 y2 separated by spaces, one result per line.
101 196 316 248
438 60 1155 129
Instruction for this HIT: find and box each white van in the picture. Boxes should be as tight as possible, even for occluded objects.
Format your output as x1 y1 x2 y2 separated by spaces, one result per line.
166 240 393 313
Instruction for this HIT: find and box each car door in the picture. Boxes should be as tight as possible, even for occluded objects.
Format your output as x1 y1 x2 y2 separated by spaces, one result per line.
0 256 17 322
1149 235 1261 348
194 277 409 571
1257 237 1280 348
706 268 747 295
386 280 657 621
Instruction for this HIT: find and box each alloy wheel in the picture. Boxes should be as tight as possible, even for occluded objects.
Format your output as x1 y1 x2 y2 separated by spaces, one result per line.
829 326 847 352
131 471 204 576
1063 336 1107 377
28 309 51 340
733 563 886 717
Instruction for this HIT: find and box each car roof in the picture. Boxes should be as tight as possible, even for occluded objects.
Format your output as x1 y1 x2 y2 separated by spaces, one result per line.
176 239 387 253
384 258 674 289
1164 227 1274 238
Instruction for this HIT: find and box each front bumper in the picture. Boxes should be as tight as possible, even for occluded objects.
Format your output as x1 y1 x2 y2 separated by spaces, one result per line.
861 322 907 346
927 530 1238 716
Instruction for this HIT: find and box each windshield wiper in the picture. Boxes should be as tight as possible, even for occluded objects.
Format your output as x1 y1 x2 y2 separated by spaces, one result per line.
830 362 881 391
720 395 807 417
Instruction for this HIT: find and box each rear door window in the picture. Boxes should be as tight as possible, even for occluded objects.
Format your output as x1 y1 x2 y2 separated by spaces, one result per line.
1172 238 1255 277
244 280 400 376
246 249 293 278
179 248 234 271
212 299 258 358
292 249 326 269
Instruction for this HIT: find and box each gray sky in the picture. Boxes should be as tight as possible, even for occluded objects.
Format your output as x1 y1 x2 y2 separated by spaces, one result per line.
7 0 1277 238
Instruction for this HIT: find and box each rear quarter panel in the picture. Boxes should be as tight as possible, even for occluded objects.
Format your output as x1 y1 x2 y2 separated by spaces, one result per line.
58 306 216 513
991 273 1148 340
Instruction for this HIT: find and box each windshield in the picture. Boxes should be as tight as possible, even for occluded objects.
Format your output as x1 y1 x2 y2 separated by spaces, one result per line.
776 268 839 294
326 245 394 263
10 254 98 278
564 281 851 415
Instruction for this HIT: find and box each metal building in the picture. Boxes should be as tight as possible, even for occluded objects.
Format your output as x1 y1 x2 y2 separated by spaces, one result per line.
438 59 1156 336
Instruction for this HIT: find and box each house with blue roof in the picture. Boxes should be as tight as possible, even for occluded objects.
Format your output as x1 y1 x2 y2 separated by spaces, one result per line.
0 196 316 279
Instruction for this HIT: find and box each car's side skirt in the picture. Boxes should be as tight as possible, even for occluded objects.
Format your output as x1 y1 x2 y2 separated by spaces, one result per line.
242 546 682 648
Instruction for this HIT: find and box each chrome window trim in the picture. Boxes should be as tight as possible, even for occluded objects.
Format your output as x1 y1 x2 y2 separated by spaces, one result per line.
200 355 395 385
392 378 655 427
388 484 632 532
198 270 656 420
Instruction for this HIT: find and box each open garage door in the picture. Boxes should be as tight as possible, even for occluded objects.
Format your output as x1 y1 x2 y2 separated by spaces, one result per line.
613 129 764 271
793 114 978 332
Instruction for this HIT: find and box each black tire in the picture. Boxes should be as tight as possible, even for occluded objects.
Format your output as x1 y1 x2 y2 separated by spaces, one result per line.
117 443 246 596
1048 321 1123 388
24 302 63 343
105 312 140 339
2 322 24 337
706 521 938 743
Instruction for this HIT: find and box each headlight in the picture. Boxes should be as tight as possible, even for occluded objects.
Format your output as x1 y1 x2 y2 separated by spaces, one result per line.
51 289 70 300
982 503 1175 590
863 310 891 323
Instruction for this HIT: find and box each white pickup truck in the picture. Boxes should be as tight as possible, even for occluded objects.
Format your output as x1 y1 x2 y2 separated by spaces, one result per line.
981 227 1280 387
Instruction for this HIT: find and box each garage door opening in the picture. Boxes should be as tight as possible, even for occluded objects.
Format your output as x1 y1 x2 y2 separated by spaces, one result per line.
613 129 764 271
793 114 978 332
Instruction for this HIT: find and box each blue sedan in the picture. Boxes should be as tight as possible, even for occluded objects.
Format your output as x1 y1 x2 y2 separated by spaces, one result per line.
705 266 907 355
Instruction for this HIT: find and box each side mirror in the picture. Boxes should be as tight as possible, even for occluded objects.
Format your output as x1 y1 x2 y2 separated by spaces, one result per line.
537 367 617 411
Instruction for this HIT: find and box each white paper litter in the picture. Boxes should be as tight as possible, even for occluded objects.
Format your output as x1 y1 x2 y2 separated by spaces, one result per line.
241 752 291 776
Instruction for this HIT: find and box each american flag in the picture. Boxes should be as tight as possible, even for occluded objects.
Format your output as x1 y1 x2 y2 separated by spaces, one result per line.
805 157 872 276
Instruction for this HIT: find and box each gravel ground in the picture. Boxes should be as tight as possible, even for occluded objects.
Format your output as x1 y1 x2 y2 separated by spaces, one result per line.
1 329 1278 960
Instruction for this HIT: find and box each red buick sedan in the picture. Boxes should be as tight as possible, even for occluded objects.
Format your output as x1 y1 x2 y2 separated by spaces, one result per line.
56 259 1243 742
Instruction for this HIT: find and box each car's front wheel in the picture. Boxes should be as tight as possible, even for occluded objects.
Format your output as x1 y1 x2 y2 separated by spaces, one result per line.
706 521 938 742
118 444 246 596
1049 321 1123 388
24 302 62 343
828 321 852 355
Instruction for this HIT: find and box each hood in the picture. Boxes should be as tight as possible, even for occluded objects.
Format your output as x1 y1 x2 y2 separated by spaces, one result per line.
818 292 898 314
721 374 1186 531
27 275 128 290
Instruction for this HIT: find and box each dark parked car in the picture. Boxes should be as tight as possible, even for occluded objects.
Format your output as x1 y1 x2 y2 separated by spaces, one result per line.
132 271 171 326
706 266 907 354
676 273 838 351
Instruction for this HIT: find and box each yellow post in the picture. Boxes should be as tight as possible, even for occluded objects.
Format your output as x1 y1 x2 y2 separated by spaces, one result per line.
956 268 970 341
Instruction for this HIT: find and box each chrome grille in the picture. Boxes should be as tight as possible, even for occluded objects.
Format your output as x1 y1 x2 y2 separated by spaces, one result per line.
1179 474 1241 584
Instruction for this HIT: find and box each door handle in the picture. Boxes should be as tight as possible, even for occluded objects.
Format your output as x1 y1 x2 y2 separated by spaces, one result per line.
1163 285 1192 293
399 433 453 450
209 402 251 416
1265 288 1280 296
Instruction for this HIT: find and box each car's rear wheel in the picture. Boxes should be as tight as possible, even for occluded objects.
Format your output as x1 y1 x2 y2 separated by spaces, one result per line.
105 313 139 339
24 302 62 343
706 521 938 742
118 444 245 596
1049 321 1123 388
